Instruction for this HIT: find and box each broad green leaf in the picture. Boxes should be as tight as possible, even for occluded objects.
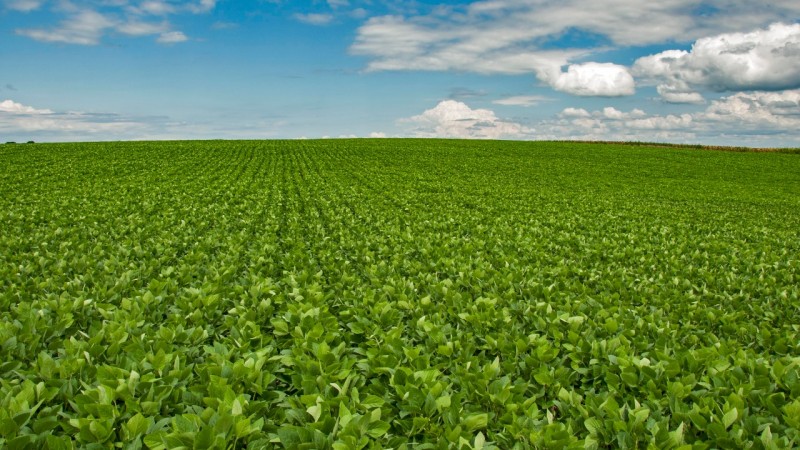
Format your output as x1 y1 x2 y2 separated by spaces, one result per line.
463 414 488 432
722 408 737 429
435 395 451 410
367 420 390 438
231 399 243 416
474 432 486 450
761 426 777 450
361 395 385 408
584 418 602 436
126 413 151 437
307 404 322 423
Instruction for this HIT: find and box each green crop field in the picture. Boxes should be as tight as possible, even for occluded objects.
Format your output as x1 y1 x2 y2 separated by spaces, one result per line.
1 139 799 449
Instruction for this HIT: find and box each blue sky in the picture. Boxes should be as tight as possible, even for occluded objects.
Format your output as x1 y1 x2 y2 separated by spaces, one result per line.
1 0 799 146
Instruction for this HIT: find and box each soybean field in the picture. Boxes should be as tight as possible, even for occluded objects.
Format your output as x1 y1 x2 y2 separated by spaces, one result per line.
1 139 799 449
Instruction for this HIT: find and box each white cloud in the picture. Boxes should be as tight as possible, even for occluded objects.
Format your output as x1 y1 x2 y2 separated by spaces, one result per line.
294 13 334 26
0 98 293 142
117 21 169 36
546 89 800 145
542 62 635 97
369 131 387 138
625 114 694 130
0 99 52 114
327 0 349 8
137 1 176 15
351 2 800 97
656 84 706 104
13 1 218 45
635 23 800 101
157 31 188 43
559 107 591 118
492 95 549 107
351 15 581 76
457 0 703 46
400 100 532 139
600 107 646 120
0 99 152 139
703 89 800 128
4 0 43 12
16 9 115 45
188 0 217 14
350 8 367 19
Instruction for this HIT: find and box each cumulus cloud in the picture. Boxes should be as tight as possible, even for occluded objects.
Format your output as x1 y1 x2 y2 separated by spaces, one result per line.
545 89 800 145
351 2 800 97
704 89 800 128
543 63 635 97
400 100 532 139
492 95 549 107
294 13 334 25
559 107 591 118
157 31 188 44
635 23 800 102
0 99 52 114
656 84 706 104
601 107 646 120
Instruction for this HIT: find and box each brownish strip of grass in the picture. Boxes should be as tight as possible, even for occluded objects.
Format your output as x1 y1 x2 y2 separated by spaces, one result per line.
552 140 800 153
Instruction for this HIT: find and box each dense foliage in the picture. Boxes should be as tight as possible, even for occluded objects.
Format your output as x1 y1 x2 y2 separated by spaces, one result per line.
1 139 799 449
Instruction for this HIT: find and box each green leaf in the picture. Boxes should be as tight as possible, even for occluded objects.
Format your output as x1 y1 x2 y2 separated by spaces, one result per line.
584 435 599 450
277 426 328 449
44 435 73 450
668 423 685 447
584 418 602 436
89 419 113 442
143 432 168 450
7 435 37 448
194 428 215 449
688 410 707 431
722 408 737 429
620 368 638 387
534 370 553 385
231 399 243 416
463 413 488 432
126 413 151 437
307 404 322 423
367 420 390 438
277 426 313 447
338 402 353 428
761 426 777 450
474 432 486 450
361 395 385 408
